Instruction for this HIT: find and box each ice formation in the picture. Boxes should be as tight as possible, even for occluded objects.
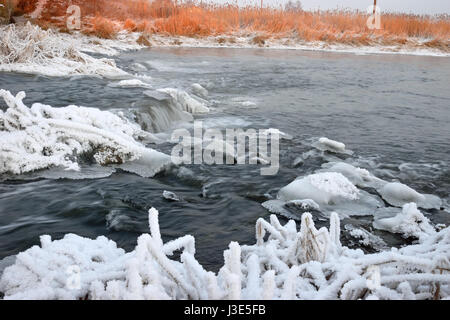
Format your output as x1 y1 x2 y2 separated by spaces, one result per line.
377 182 442 209
0 23 127 77
278 172 360 205
1 208 448 300
158 88 210 114
314 137 351 154
373 203 436 240
110 79 151 88
163 190 180 202
0 90 171 176
191 83 209 99
319 162 385 189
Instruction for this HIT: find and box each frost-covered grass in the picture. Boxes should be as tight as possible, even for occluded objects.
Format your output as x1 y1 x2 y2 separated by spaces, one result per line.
0 208 448 300
0 22 128 77
0 89 171 177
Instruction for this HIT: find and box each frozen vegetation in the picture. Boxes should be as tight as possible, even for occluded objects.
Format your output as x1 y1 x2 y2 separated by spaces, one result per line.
0 22 127 77
0 89 171 177
0 208 448 300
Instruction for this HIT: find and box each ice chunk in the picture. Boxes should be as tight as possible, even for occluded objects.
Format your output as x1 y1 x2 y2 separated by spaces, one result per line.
320 162 386 189
378 182 441 209
163 190 180 202
313 137 351 154
278 172 360 205
373 203 436 239
109 79 151 88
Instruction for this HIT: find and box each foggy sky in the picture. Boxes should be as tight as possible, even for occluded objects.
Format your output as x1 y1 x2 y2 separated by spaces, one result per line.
206 0 450 15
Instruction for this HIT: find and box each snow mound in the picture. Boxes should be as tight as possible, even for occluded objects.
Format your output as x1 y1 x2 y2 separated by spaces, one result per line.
0 22 127 77
378 182 442 209
373 203 436 240
0 89 171 177
1 209 449 300
158 88 210 114
278 172 360 205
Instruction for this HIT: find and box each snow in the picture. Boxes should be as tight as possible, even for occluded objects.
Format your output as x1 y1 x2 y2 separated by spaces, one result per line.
373 203 436 240
0 89 171 177
278 172 360 205
0 23 127 78
378 182 442 209
148 33 450 57
1 208 448 300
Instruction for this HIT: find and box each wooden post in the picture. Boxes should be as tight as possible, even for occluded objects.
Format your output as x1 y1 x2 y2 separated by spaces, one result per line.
373 0 377 15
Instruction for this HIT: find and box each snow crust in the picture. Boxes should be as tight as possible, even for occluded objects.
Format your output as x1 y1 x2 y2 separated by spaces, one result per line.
1 208 448 300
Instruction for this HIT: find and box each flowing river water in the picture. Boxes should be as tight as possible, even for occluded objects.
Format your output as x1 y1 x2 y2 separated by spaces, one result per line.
0 47 449 271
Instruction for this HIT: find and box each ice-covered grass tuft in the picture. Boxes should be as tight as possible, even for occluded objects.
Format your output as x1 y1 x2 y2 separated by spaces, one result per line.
0 208 448 300
0 89 171 176
0 22 127 77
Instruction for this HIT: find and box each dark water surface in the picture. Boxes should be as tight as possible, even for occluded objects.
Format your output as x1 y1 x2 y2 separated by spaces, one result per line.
1 48 449 271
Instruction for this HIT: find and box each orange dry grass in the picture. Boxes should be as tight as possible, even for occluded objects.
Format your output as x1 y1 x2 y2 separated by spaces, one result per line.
84 15 118 39
11 0 450 48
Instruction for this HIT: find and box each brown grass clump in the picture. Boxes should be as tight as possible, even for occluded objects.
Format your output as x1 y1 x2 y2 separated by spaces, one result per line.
137 33 151 46
89 16 117 39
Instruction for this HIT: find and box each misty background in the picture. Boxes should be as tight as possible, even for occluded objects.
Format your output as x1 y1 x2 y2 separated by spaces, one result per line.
203 0 450 15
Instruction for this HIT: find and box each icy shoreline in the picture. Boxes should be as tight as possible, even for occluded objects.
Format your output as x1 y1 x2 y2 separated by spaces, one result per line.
146 34 450 58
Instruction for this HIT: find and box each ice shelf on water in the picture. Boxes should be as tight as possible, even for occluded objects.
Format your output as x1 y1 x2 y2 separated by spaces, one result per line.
0 208 448 300
0 89 171 177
